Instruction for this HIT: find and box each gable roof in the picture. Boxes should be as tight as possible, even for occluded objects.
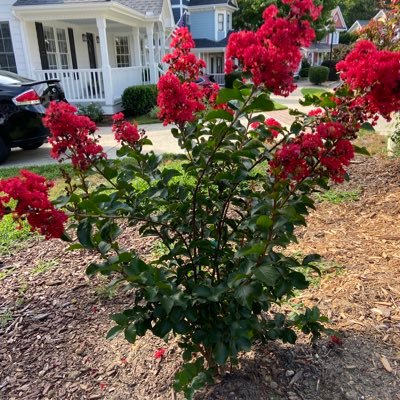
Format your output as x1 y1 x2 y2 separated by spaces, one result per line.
331 6 347 31
348 19 369 33
13 0 164 15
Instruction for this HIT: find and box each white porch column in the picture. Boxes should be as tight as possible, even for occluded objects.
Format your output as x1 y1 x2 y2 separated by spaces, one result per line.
96 17 113 105
132 26 141 66
10 14 29 77
154 32 160 63
160 29 166 63
146 25 157 84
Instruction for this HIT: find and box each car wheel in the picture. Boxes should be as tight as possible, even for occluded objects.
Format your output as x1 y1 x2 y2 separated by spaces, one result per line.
0 137 11 164
20 141 45 151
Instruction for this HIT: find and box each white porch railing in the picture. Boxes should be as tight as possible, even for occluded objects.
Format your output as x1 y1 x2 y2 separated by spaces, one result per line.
34 69 105 102
212 73 225 86
111 66 146 100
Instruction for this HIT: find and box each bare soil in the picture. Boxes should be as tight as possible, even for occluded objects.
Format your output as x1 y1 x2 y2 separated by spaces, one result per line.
1 151 399 400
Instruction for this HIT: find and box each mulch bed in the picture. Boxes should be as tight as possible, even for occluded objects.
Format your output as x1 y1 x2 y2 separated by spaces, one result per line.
1 154 399 400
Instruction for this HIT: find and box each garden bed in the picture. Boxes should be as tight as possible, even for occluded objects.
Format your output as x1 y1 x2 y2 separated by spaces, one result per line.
0 153 399 400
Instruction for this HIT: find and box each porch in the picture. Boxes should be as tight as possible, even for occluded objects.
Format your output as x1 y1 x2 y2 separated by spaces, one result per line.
13 1 173 112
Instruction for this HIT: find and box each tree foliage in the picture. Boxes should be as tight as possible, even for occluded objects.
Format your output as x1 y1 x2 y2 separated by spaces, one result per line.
233 0 338 40
339 0 380 26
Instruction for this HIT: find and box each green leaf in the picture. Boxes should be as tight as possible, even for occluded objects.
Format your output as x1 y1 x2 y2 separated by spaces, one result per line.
213 341 229 365
256 215 273 231
106 325 123 340
161 296 174 315
67 243 84 251
236 243 265 257
216 88 244 104
235 282 260 309
353 145 370 156
254 265 281 286
281 328 297 344
302 254 321 266
77 219 95 249
60 231 73 242
360 122 375 131
244 94 275 112
289 271 309 290
124 324 137 343
205 109 234 122
161 168 181 183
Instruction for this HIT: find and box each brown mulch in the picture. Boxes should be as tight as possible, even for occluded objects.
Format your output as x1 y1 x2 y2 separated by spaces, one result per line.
1 154 400 400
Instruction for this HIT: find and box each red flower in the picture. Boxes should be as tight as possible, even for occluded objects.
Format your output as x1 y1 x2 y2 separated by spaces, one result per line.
225 1 320 95
154 348 166 359
330 335 343 346
157 73 205 126
43 101 106 170
308 108 325 117
337 40 400 119
0 170 68 239
265 118 282 137
112 115 141 146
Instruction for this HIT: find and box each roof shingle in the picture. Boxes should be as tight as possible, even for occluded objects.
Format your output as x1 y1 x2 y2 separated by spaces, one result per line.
13 0 164 16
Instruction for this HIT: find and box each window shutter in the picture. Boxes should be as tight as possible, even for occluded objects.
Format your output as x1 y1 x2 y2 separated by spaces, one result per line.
35 22 49 70
68 28 78 69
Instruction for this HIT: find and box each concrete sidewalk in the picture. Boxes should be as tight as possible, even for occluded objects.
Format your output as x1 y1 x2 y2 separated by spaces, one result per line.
2 122 183 168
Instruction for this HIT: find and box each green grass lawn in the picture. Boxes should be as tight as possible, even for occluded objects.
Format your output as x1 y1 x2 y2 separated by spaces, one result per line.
131 115 161 125
300 88 327 97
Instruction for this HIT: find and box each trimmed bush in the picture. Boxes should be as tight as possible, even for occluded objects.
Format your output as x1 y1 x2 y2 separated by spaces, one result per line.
321 60 339 81
77 102 104 123
309 66 329 85
122 85 157 116
299 67 309 78
225 71 242 88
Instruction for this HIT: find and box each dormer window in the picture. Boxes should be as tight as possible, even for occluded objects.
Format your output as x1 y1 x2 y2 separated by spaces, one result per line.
218 13 224 31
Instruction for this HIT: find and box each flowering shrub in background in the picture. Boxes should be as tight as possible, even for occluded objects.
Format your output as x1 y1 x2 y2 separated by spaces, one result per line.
0 0 399 398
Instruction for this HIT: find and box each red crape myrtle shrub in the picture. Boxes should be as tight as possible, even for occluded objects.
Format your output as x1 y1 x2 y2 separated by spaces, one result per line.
1 1 400 398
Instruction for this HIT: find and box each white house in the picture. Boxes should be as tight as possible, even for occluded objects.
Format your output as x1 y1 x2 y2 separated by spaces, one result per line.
1 0 175 113
304 6 347 66
171 0 238 86
347 19 370 34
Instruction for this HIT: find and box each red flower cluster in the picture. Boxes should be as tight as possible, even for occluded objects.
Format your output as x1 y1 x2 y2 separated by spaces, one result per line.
157 27 219 126
225 0 321 95
250 118 282 138
163 28 206 81
337 40 400 119
154 348 166 359
0 170 67 239
157 74 206 126
270 121 354 184
43 101 106 170
112 112 141 146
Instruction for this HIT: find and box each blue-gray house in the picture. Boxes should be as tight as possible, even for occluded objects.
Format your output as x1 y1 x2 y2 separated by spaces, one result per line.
171 0 238 84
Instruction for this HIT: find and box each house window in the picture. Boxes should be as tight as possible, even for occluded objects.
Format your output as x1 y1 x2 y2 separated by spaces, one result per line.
227 13 231 30
0 22 17 73
115 36 131 68
218 13 224 31
43 26 70 70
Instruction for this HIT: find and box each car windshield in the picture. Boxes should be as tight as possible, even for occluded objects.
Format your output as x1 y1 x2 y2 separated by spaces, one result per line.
0 70 32 85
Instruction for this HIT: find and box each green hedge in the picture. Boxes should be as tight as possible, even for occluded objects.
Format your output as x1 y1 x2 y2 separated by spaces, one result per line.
321 60 339 81
122 84 158 116
309 66 329 85
299 68 309 78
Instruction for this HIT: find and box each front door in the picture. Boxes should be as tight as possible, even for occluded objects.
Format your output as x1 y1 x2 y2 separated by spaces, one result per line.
86 33 97 68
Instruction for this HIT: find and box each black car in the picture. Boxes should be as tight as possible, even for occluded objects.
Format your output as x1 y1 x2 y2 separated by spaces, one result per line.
0 70 66 164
